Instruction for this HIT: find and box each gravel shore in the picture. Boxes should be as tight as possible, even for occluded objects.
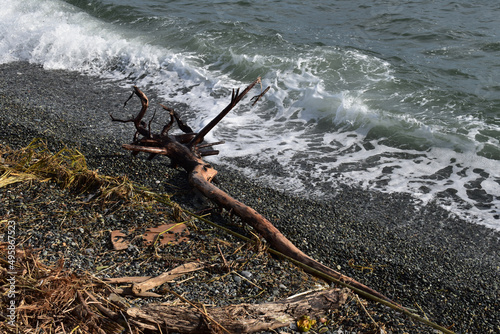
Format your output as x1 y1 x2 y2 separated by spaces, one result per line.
1 61 499 333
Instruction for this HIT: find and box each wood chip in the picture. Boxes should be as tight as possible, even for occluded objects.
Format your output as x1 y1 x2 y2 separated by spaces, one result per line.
142 223 190 246
110 230 129 251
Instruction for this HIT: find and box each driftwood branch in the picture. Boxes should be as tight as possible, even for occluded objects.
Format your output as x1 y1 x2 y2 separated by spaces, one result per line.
110 86 150 138
127 288 350 333
100 262 204 298
111 79 398 311
131 262 204 295
188 77 262 148
188 168 393 302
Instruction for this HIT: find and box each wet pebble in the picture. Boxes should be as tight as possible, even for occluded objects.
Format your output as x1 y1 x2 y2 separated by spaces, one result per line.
1 61 499 334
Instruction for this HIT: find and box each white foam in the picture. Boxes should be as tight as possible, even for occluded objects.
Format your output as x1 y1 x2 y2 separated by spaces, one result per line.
0 0 219 98
2 0 499 229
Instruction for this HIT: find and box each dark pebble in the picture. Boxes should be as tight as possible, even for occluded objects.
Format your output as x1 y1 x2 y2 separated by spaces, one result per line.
0 61 499 334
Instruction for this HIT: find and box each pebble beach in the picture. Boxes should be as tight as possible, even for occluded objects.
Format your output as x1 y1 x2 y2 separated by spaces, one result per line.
1 62 499 333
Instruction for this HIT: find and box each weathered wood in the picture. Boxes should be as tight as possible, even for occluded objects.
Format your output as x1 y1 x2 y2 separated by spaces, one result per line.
103 276 151 284
188 164 393 303
188 78 262 148
110 86 150 138
111 80 397 308
113 287 163 298
131 262 204 295
127 288 350 333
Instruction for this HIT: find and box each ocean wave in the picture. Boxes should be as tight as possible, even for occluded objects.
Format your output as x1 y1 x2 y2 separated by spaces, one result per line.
1 0 498 227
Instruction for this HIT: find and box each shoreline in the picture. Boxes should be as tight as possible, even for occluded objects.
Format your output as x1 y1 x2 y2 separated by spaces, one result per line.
1 61 499 333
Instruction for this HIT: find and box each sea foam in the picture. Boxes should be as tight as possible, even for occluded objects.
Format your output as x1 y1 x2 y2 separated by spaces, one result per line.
1 0 498 228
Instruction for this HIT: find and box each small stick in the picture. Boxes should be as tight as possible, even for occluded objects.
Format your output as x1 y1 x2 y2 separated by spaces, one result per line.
132 262 204 295
217 244 230 272
77 290 96 318
85 291 120 320
355 293 379 330
251 86 270 106
120 310 133 334
189 77 262 148
114 287 163 298
199 150 220 156
123 90 135 107
122 144 169 156
196 141 225 149
102 276 152 284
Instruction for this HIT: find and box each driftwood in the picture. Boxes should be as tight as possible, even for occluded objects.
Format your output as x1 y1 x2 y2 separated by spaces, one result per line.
101 262 204 298
126 288 350 333
111 78 396 307
131 262 204 295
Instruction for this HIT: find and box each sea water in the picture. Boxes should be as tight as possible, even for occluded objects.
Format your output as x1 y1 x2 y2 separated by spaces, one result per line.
1 0 499 228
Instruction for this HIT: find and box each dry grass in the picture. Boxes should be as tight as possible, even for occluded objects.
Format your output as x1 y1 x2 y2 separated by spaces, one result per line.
0 139 137 202
0 243 121 333
0 140 136 333
0 141 305 333
0 140 436 334
0 140 160 333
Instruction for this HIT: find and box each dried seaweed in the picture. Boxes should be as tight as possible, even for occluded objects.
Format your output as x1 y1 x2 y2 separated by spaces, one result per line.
0 139 137 202
0 141 441 334
0 243 124 333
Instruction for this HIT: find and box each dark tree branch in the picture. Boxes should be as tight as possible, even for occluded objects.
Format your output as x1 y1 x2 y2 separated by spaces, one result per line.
162 104 194 134
110 86 150 138
251 86 270 106
112 80 398 313
188 77 263 148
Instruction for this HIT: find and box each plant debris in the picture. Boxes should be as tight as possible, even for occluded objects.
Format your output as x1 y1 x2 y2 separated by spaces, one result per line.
0 141 438 333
